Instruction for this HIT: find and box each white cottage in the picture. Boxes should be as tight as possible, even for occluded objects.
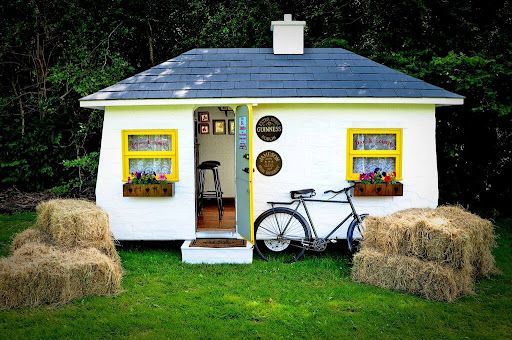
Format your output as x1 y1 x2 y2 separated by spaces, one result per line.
80 15 463 263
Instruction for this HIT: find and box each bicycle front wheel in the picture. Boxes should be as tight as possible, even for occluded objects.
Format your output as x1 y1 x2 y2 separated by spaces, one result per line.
254 207 311 262
346 214 368 253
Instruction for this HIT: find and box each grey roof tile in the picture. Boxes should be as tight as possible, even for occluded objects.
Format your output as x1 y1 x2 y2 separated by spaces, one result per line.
321 89 348 96
195 89 223 97
297 89 323 96
346 89 372 97
251 74 271 81
271 89 298 97
394 89 423 97
81 48 463 100
369 89 398 97
270 73 295 80
228 74 251 81
294 73 315 80
313 73 338 80
145 91 178 99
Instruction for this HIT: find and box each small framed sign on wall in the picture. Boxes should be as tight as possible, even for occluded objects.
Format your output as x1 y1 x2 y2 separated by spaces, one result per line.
213 120 226 135
228 119 235 135
256 116 282 142
198 111 210 122
198 122 209 134
256 150 282 176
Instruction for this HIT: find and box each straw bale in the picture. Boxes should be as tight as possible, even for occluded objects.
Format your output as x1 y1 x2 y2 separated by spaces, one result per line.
0 243 121 309
34 199 119 263
11 228 49 252
352 249 473 302
362 206 496 277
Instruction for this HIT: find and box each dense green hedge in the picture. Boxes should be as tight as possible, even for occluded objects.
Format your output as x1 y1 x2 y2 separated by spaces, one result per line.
1 1 510 216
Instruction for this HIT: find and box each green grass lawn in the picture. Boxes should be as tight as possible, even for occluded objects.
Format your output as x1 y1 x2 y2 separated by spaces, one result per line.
0 213 511 339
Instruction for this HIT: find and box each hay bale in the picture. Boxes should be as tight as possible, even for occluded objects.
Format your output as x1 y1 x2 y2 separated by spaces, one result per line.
352 249 473 302
34 199 119 263
435 206 497 276
11 228 49 252
362 206 496 277
0 243 122 310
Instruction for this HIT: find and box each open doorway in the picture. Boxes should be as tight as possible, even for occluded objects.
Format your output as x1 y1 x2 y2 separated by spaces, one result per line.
194 107 236 231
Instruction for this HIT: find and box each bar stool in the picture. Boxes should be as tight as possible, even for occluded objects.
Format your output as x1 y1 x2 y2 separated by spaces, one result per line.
197 160 224 220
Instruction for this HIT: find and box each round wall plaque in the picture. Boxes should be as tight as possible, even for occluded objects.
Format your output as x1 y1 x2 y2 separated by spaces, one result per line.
256 116 282 142
256 150 282 176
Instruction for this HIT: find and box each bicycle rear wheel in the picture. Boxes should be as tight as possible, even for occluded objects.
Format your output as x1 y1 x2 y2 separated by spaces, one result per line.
254 207 311 262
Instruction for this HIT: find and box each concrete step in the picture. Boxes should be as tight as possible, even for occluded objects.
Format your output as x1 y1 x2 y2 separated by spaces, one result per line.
181 239 253 264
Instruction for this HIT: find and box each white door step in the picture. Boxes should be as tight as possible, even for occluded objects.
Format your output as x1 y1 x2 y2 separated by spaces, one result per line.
195 229 240 239
181 240 253 264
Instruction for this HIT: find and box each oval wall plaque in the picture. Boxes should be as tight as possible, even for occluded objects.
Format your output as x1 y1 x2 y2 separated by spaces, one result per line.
256 116 282 142
256 150 282 176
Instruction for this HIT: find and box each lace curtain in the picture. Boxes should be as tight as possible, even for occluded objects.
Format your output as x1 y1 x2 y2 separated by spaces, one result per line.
128 135 171 152
353 134 396 151
129 158 172 174
353 157 395 174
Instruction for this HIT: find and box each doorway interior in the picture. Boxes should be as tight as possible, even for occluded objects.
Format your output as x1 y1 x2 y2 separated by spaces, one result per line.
194 107 236 231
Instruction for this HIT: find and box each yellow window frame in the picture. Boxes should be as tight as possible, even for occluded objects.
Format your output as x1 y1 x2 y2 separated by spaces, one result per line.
346 128 402 181
121 129 179 182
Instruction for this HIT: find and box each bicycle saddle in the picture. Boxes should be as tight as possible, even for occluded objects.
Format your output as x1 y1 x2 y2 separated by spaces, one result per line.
198 161 221 169
290 189 316 199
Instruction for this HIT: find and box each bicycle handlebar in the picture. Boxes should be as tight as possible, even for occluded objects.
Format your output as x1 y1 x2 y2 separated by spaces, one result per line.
323 185 355 195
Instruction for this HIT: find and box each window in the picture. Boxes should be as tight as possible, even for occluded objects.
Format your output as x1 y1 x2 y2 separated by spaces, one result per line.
122 129 178 182
346 128 402 180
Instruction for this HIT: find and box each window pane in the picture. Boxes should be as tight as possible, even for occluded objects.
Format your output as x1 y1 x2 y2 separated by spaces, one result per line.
129 158 172 175
353 134 396 150
128 135 171 152
353 157 395 174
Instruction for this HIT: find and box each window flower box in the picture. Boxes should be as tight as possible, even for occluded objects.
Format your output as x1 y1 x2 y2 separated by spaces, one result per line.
123 183 174 197
123 171 174 197
353 168 403 196
354 182 403 196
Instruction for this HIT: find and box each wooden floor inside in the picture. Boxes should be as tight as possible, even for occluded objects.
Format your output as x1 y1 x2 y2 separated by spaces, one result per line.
196 201 235 231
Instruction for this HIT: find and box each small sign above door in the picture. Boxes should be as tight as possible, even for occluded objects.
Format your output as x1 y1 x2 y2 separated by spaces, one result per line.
256 116 282 142
256 150 282 176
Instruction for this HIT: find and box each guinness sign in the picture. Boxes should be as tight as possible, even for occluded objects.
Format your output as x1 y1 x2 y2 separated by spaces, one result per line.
256 150 282 176
256 116 282 142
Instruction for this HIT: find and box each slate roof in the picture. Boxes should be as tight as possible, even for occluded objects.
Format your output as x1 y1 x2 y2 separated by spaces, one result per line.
80 48 463 101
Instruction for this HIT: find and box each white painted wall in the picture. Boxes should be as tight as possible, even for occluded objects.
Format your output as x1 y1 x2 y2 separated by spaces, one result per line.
196 107 235 197
96 105 196 240
252 103 438 239
97 102 438 241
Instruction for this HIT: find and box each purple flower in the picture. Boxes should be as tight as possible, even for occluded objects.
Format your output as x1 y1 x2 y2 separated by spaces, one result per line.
135 171 142 180
374 168 380 173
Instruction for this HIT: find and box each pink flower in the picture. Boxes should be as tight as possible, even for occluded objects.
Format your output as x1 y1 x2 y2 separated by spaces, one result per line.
157 174 167 181
127 176 132 184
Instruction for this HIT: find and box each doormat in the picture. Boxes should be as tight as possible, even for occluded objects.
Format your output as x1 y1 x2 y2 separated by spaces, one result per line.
190 239 246 248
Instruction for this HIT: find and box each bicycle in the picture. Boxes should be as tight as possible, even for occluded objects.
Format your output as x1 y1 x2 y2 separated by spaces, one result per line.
253 185 368 262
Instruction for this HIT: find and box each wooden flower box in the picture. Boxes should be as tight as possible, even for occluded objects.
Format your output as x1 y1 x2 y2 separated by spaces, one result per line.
353 182 403 197
123 183 174 197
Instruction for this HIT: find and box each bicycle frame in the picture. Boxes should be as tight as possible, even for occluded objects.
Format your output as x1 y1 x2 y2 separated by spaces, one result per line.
267 189 362 240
